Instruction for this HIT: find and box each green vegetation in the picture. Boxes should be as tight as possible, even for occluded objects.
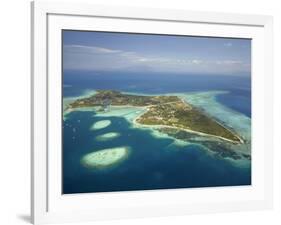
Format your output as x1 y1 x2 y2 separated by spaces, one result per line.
137 101 241 143
68 90 179 108
69 90 242 143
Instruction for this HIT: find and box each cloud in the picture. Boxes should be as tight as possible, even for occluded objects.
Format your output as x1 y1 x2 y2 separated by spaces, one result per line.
190 59 202 65
63 44 249 74
223 42 233 47
64 45 122 54
215 60 242 65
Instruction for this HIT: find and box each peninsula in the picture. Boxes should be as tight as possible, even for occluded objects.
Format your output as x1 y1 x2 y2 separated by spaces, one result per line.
67 90 243 144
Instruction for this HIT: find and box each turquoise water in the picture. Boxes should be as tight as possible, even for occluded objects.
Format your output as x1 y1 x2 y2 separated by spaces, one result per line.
63 72 251 194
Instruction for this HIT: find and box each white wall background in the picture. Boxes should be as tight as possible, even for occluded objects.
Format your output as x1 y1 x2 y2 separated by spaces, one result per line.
0 0 280 224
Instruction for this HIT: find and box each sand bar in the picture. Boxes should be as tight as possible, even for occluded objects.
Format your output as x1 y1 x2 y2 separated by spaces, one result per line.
81 146 130 169
90 120 111 130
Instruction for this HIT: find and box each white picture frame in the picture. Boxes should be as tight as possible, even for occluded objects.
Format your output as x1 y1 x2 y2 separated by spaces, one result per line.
31 1 273 224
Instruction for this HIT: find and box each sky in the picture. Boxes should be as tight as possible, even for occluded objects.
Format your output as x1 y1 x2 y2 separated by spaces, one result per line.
63 30 251 76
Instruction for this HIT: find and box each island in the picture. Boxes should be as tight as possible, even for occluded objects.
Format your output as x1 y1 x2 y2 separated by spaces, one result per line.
67 90 243 144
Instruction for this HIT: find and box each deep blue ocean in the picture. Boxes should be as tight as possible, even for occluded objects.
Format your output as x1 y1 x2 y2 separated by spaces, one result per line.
63 71 251 194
